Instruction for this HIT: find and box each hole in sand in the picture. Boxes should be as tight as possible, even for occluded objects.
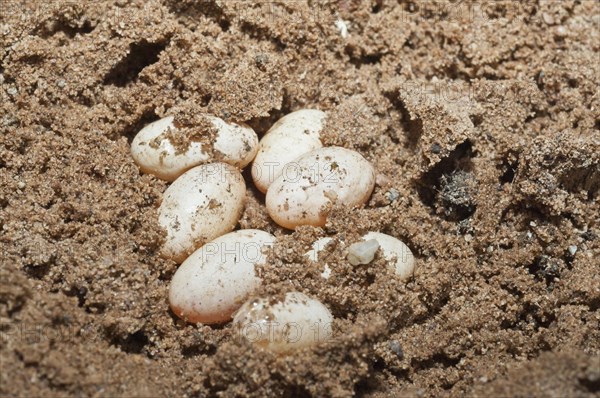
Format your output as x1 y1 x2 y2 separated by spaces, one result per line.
110 329 150 354
103 40 168 87
415 140 477 221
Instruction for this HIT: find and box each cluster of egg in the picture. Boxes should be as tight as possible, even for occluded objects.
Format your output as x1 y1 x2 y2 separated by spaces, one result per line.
131 110 415 352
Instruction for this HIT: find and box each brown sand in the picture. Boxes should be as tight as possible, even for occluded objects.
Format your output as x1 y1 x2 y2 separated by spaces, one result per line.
1 1 599 397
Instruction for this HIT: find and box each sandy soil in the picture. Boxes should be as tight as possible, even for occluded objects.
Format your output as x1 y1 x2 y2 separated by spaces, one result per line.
1 1 599 397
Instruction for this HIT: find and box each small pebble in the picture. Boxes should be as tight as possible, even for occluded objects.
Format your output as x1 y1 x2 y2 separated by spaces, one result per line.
568 245 577 256
389 340 403 358
252 109 326 193
266 146 375 229
158 163 246 263
555 26 567 37
131 115 258 181
233 292 333 352
169 229 276 324
335 19 349 38
386 188 400 203
361 232 415 280
347 239 379 265
542 12 555 25
320 264 332 279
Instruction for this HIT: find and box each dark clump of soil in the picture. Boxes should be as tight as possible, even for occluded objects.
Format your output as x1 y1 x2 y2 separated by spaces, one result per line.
1 1 599 397
436 170 478 221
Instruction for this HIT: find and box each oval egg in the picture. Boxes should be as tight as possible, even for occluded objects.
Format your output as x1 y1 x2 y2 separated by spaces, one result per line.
251 109 326 193
266 146 375 229
233 292 333 352
362 231 415 280
131 115 258 181
169 229 276 324
158 162 245 263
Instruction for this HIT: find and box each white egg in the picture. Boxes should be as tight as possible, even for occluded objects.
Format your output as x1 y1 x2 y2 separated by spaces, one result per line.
131 115 258 181
158 163 245 263
169 229 276 324
210 116 259 168
362 232 415 280
266 146 375 229
251 109 326 193
233 292 333 352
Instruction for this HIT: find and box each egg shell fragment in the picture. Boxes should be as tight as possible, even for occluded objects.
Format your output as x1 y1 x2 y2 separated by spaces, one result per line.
252 109 326 193
233 292 333 352
266 146 375 229
304 237 335 279
362 232 415 280
304 237 334 262
131 115 258 181
158 163 245 263
169 229 276 324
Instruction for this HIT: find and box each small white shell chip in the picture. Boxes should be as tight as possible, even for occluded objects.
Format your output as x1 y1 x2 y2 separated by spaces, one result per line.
304 237 335 279
158 163 245 263
233 292 333 352
169 229 276 324
131 115 258 181
304 237 334 262
266 146 375 229
362 232 415 280
251 109 326 193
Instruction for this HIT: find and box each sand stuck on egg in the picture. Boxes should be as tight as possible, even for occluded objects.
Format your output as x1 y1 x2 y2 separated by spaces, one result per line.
233 292 334 353
158 162 246 263
131 115 258 181
266 146 375 229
